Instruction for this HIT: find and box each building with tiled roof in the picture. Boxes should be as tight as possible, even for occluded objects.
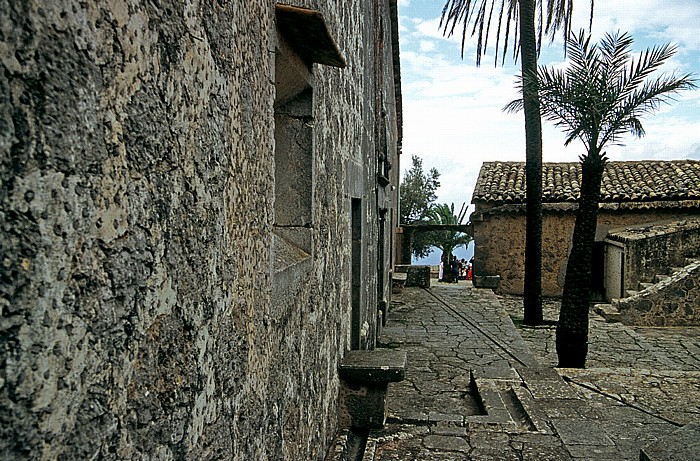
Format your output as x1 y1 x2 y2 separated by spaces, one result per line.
470 160 700 297
474 160 700 205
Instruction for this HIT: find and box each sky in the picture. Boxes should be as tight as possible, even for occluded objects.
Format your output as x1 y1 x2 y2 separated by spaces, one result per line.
398 0 700 264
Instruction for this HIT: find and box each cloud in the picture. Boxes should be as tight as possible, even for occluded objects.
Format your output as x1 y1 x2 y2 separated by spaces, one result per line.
570 0 700 51
399 45 525 207
401 51 517 97
398 1 700 210
419 40 436 52
603 114 700 161
690 145 700 160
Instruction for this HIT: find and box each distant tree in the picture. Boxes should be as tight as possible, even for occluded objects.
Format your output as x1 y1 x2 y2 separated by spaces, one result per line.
441 0 592 326
506 30 697 367
400 155 440 224
400 155 441 258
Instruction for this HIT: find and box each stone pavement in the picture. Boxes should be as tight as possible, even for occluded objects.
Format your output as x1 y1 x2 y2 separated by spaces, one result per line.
364 283 700 460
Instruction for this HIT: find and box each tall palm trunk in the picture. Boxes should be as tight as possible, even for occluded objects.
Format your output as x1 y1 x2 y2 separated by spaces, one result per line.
519 0 544 325
556 151 605 367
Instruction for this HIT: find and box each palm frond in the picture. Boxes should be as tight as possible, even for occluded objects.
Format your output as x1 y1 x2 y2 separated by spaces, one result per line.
441 0 591 66
482 0 497 60
530 64 592 147
493 0 507 66
440 0 477 60
506 29 697 153
600 72 697 146
544 0 575 41
424 202 472 254
502 0 516 65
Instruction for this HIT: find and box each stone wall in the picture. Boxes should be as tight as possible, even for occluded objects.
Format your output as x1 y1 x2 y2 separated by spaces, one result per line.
472 202 699 297
405 266 431 288
614 260 700 326
0 1 400 459
607 217 700 291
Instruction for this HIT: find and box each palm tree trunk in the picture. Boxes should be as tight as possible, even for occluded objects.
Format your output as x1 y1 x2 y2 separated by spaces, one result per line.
519 0 544 326
556 152 605 368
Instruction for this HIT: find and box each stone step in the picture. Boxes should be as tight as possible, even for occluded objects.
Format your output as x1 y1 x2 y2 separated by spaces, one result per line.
625 290 640 298
638 282 654 291
654 273 671 283
594 303 621 323
339 349 407 384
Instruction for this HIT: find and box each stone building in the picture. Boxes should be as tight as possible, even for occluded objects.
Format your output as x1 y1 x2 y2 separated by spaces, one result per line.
599 217 700 326
470 160 700 297
0 1 402 459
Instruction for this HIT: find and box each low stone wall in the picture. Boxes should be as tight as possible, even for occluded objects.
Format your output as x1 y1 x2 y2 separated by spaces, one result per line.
404 266 431 288
614 260 700 326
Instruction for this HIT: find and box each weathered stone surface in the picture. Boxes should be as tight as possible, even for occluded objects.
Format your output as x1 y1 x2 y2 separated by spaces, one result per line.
608 217 700 291
0 1 402 459
614 259 700 326
339 350 407 383
405 265 431 288
338 350 407 429
473 275 501 289
368 287 700 461
339 381 391 429
550 419 615 446
640 423 700 461
423 434 469 452
471 167 700 297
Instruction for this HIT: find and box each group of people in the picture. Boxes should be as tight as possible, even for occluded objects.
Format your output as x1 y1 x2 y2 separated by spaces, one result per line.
438 255 473 283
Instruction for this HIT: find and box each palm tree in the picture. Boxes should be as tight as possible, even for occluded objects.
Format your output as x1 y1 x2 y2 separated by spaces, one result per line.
441 0 587 326
506 30 697 367
427 203 471 256
426 203 471 282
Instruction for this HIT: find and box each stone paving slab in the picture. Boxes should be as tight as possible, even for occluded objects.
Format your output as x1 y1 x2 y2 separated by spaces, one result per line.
640 423 700 461
364 286 700 461
562 368 700 426
499 294 700 371
380 287 534 426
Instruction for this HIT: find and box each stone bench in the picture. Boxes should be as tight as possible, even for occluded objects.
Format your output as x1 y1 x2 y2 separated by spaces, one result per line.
472 274 501 289
338 349 407 429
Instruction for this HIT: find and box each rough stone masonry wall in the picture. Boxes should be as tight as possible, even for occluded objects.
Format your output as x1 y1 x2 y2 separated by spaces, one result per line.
615 260 700 326
0 1 392 460
473 204 697 297
472 208 575 296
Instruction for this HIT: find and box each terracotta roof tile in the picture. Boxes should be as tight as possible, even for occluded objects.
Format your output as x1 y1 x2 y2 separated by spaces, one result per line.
472 160 700 204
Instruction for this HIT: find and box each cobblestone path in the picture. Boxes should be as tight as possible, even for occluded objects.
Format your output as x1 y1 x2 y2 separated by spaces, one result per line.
378 286 535 424
363 286 700 461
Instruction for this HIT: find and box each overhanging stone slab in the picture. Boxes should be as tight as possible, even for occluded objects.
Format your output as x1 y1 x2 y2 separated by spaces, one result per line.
276 4 346 68
339 349 407 383
338 349 407 429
